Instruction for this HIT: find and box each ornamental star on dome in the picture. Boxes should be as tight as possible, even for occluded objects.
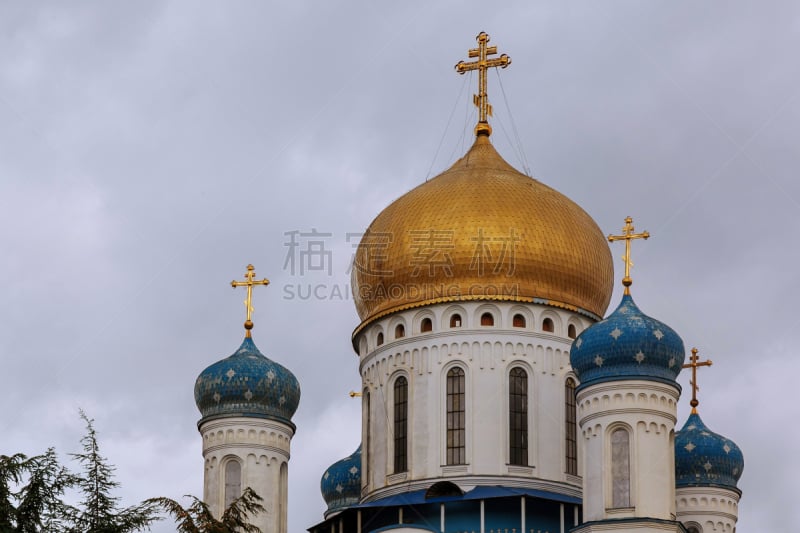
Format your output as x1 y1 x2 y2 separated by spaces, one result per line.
668 357 676 368
575 338 583 349
634 351 645 364
324 471 329 480
349 466 358 475
653 329 664 340
279 395 286 405
684 442 695 452
724 444 731 454
594 355 604 367
703 462 713 472
335 484 343 494
244 390 253 400
610 328 623 339
226 368 236 379
213 392 221 403
267 369 276 382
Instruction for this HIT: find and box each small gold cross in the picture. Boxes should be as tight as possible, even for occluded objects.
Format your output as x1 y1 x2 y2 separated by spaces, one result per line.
231 264 270 338
608 216 650 295
455 32 511 137
682 348 713 414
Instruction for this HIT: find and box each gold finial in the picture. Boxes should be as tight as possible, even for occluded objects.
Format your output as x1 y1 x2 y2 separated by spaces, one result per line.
348 391 363 398
607 216 650 295
231 264 270 338
682 347 713 414
455 31 511 137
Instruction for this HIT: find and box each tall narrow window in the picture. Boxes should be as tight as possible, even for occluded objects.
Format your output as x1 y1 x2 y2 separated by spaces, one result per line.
364 389 371 482
224 459 242 510
611 428 631 508
565 378 578 475
450 314 462 328
568 324 577 339
480 312 494 326
377 332 384 346
394 377 408 472
509 367 528 466
446 367 466 465
542 317 554 333
395 324 405 339
279 462 288 533
421 317 433 333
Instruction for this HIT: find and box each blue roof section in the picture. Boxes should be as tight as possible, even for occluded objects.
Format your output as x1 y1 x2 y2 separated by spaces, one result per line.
675 412 744 491
321 445 362 517
570 294 685 391
194 336 300 425
357 485 581 508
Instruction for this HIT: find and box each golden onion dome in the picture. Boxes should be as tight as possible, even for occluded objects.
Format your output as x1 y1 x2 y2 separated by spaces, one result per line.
351 134 614 336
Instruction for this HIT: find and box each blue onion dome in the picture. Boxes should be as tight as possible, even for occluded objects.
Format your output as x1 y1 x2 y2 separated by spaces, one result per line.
321 445 362 517
675 412 744 491
194 336 300 427
570 294 685 391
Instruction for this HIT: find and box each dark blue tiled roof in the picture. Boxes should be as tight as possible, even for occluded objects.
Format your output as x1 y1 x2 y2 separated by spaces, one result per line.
194 336 300 426
570 294 685 391
675 412 744 491
321 445 362 517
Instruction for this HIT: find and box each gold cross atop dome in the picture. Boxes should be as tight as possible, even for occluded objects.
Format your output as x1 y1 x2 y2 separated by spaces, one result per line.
455 31 511 137
231 264 270 338
683 347 713 414
607 216 650 295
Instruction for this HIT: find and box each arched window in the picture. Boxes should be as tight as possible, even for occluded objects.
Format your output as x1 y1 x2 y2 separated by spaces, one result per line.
542 317 554 333
279 462 288 533
421 317 433 333
565 378 577 475
395 324 405 339
364 389 371 482
686 526 701 533
446 367 466 465
480 312 494 326
394 377 408 473
512 314 526 328
224 459 242 510
450 314 462 328
509 367 528 466
611 428 631 508
377 332 384 346
568 324 577 339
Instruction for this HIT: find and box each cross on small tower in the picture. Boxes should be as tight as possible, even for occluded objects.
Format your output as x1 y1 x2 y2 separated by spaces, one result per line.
683 348 713 414
607 216 650 295
231 264 270 338
455 32 511 137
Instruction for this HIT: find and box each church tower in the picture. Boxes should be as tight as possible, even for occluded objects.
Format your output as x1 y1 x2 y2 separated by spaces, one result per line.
194 265 300 532
569 221 687 532
674 350 744 533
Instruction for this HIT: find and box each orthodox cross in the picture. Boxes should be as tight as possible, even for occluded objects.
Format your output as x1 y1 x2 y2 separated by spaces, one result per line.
607 216 650 295
682 348 713 414
455 32 511 137
231 264 270 338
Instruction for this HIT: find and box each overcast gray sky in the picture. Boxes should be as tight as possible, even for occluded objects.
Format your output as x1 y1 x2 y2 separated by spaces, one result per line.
1 2 797 531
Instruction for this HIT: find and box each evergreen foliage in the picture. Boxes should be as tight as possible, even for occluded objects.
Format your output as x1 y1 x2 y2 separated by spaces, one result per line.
60 411 158 533
0 412 264 532
146 488 265 533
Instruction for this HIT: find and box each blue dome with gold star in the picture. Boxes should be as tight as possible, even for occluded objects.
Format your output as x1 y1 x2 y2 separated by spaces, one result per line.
675 412 744 491
321 445 362 518
570 294 685 391
194 336 300 427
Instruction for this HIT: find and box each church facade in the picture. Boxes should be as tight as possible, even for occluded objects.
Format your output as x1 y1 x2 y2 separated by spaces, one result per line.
193 33 744 533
